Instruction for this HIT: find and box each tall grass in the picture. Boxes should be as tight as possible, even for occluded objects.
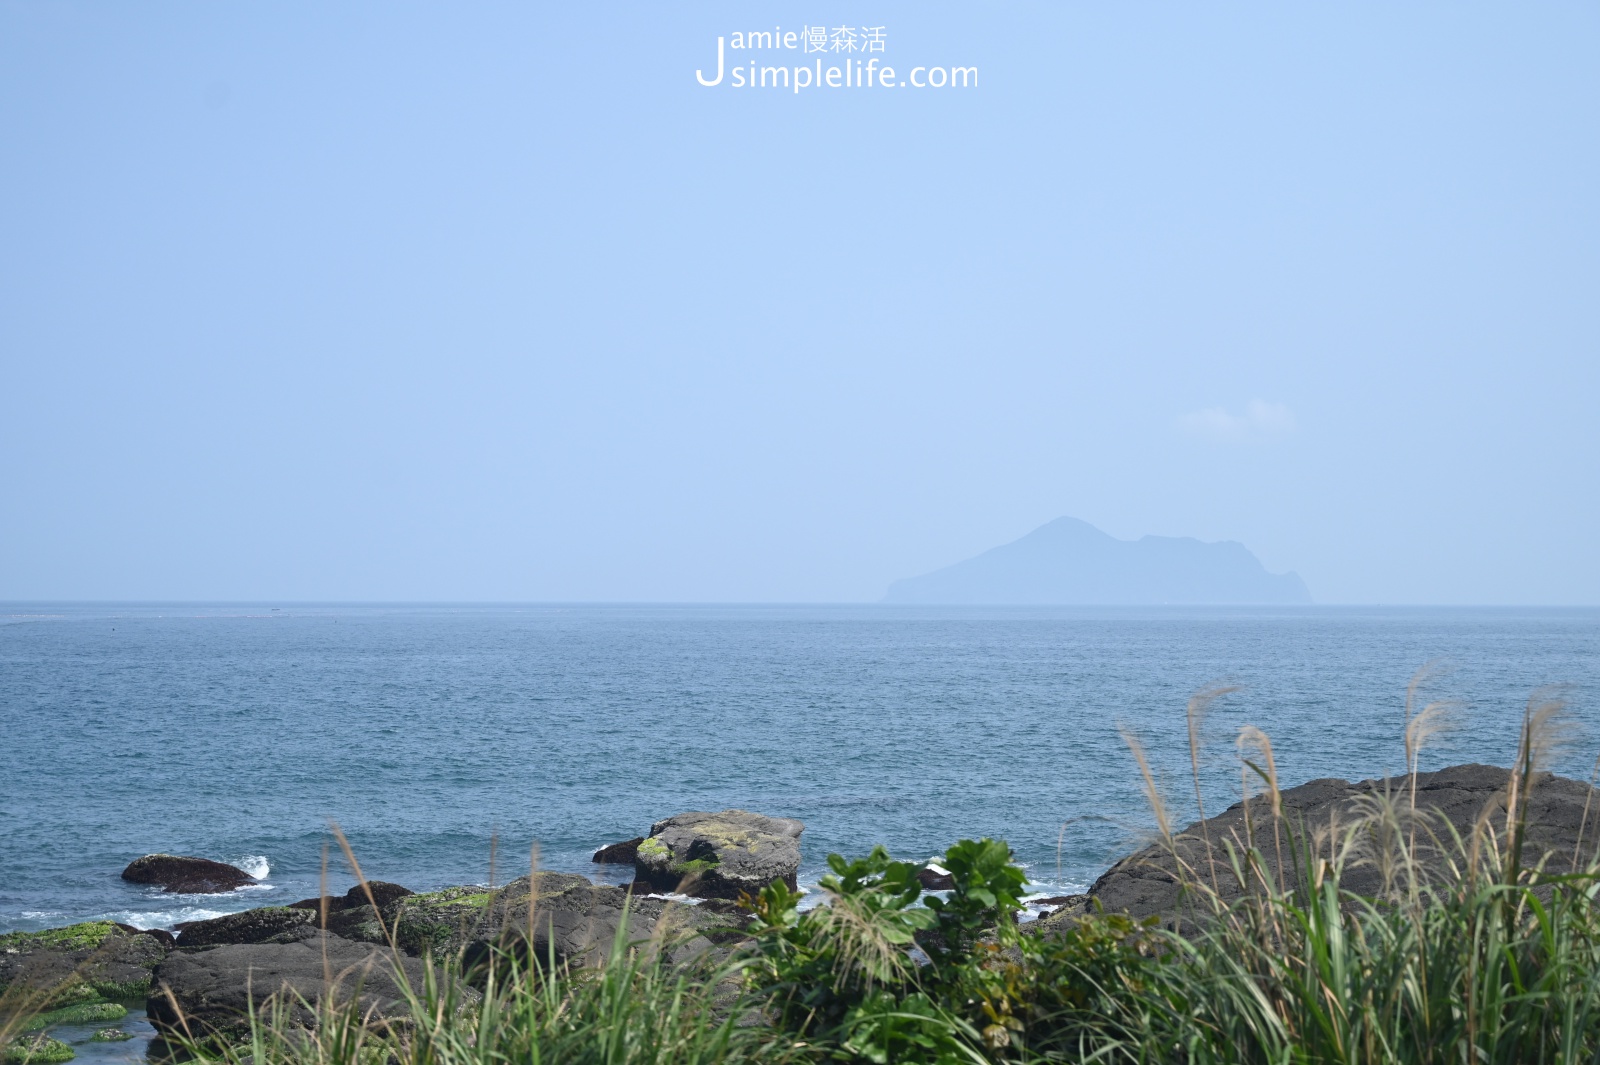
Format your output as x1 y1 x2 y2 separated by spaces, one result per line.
1062 680 1600 1065
162 919 785 1065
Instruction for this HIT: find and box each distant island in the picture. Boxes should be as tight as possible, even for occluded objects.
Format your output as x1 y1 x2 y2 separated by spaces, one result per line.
883 517 1312 605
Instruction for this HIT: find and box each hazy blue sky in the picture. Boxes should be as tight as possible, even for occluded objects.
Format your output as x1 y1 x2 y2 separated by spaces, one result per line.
2 3 1595 603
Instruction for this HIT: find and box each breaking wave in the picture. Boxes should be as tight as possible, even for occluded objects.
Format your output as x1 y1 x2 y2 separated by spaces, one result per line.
233 855 270 880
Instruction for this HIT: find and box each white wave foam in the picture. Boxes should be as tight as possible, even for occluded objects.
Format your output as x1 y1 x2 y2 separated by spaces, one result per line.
98 905 232 930
234 855 270 880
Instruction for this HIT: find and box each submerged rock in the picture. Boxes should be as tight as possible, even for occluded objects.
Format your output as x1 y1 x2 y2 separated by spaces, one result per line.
0 922 170 1008
147 932 426 1042
120 855 256 894
1085 764 1600 926
633 810 803 900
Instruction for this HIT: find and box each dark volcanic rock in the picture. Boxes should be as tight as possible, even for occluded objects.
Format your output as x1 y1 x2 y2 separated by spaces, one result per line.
121 855 256 894
593 837 644 864
0 922 170 1008
176 907 320 948
916 867 955 891
1086 764 1600 926
288 881 413 914
634 810 803 900
114 924 176 949
147 932 427 1040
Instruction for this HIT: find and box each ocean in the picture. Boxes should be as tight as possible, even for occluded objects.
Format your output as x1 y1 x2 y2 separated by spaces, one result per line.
3 603 1597 934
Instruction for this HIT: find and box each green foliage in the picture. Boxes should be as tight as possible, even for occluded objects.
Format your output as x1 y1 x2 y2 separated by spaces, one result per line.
921 839 1027 961
748 840 1030 1063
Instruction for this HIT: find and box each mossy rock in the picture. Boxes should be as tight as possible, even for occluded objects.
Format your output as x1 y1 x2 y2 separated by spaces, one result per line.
0 925 118 956
382 885 502 956
1 924 169 1009
3 1035 74 1064
323 904 385 943
19 1002 127 1032
87 1030 133 1044
634 810 804 899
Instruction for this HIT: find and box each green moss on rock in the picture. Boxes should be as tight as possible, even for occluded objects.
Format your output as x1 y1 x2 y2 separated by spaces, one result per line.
0 925 117 955
3 1035 74 1064
87 1031 132 1044
20 1002 127 1032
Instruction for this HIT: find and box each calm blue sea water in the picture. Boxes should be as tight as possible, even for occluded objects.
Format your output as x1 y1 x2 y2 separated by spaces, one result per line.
3 604 1597 934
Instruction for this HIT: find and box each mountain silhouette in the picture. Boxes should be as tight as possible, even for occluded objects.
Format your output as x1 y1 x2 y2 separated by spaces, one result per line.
884 517 1312 605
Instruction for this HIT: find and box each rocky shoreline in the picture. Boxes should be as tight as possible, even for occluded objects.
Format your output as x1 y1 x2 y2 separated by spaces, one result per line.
6 766 1597 1058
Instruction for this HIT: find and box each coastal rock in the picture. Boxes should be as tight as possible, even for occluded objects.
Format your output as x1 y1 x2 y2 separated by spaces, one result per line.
314 873 745 967
288 881 413 914
634 810 803 900
147 932 426 1041
19 1002 127 1032
0 922 170 1008
89 1030 134 1043
115 924 175 949
916 867 955 891
474 874 741 967
1085 764 1600 926
176 907 319 948
592 838 644 864
120 855 256 894
4 1034 73 1063
380 883 507 957
1027 896 1092 938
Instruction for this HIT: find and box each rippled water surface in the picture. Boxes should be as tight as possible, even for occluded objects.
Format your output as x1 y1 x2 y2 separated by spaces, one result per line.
3 603 1597 932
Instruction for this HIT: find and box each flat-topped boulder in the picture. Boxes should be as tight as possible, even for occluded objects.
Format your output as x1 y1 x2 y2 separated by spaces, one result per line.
273 872 746 967
147 932 426 1041
176 907 320 948
1086 763 1600 925
634 810 803 900
121 854 256 894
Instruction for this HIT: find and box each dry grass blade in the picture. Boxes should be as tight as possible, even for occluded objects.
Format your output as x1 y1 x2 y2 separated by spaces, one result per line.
1576 755 1600 874
1187 684 1240 894
1121 726 1173 849
329 821 393 947
1405 699 1460 856
1237 725 1286 895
